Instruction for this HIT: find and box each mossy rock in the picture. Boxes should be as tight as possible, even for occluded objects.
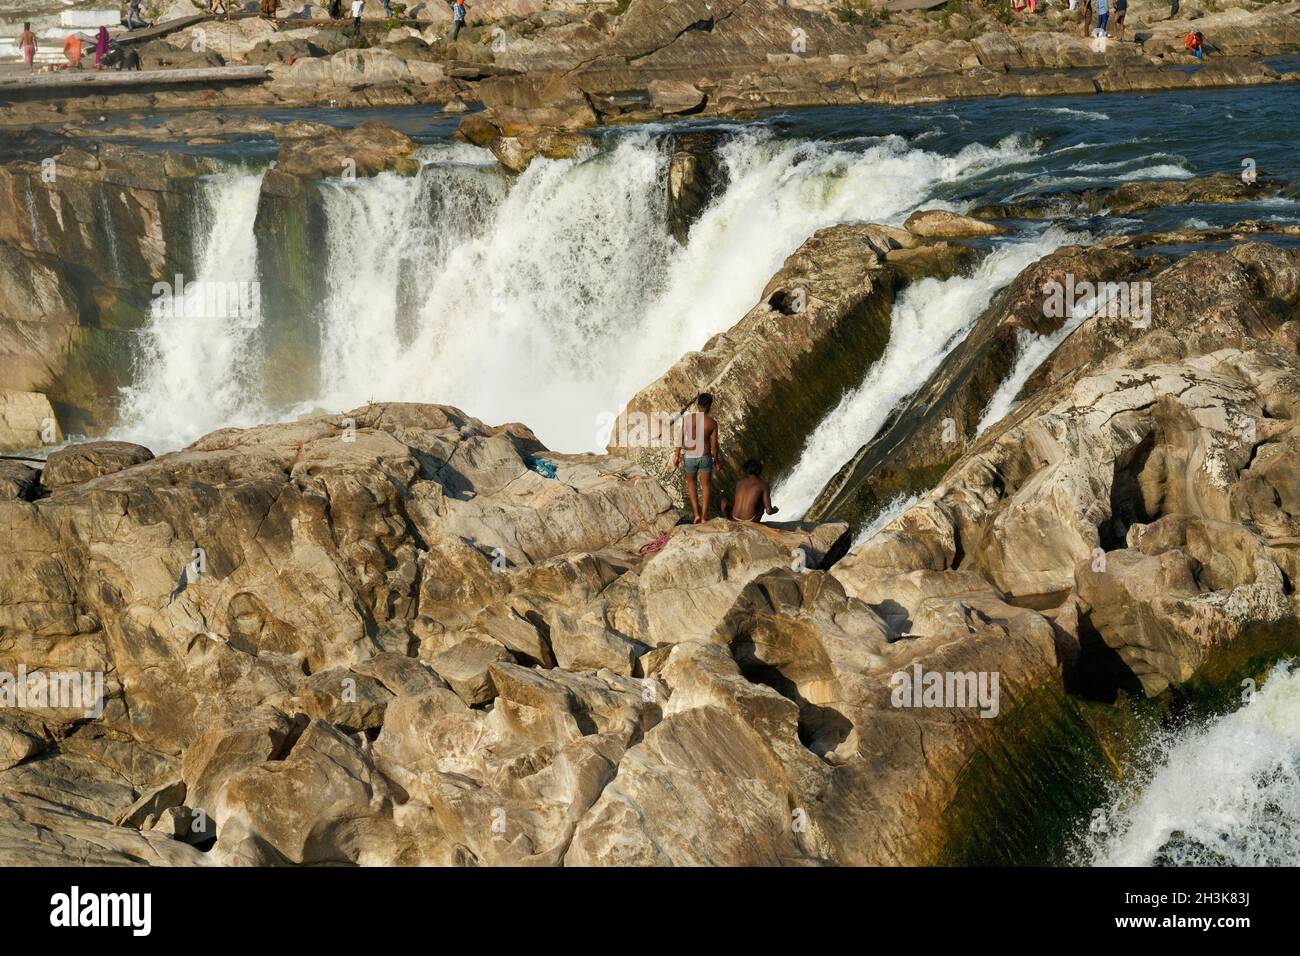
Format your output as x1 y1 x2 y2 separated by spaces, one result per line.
936 617 1300 865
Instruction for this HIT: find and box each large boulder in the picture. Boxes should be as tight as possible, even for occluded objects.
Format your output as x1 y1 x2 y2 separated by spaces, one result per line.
647 79 706 115
904 209 1005 239
40 440 154 491
1075 514 1291 696
609 223 971 507
476 72 599 132
275 123 420 178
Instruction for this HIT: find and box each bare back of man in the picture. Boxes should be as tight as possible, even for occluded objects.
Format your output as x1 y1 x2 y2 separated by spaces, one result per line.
673 394 721 523
730 476 770 522
725 459 779 523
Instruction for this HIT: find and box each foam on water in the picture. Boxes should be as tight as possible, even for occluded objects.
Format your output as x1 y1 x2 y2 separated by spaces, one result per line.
1082 661 1300 867
976 273 1124 437
850 491 922 548
117 172 268 448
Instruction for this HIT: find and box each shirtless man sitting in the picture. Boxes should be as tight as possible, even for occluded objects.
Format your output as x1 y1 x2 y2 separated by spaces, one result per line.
724 459 779 523
672 392 721 523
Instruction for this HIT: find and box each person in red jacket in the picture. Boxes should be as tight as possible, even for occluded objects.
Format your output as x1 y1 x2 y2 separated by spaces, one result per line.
1185 31 1205 59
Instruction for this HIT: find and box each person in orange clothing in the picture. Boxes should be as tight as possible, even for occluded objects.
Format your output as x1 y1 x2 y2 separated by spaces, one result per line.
1185 31 1205 59
62 32 84 69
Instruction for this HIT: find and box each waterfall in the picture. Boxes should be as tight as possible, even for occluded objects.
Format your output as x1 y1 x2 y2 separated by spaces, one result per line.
1083 662 1300 866
116 129 1040 454
116 172 268 449
775 227 1082 518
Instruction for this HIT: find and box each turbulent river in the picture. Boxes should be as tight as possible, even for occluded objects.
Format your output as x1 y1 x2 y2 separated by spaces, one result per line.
1080 662 1300 867
111 85 1300 461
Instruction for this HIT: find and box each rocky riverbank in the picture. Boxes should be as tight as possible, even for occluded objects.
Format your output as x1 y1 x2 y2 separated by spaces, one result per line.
3 226 1298 861
4 13 1300 863
3 0 1300 136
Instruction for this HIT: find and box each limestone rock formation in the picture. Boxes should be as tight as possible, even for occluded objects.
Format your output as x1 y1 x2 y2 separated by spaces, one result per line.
810 243 1300 533
275 123 421 179
0 148 215 431
0 391 60 452
4 228 1300 863
837 345 1300 693
41 440 155 490
904 209 1006 239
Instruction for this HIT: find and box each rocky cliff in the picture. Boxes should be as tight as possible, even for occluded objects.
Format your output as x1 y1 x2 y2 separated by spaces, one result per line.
4 222 1298 862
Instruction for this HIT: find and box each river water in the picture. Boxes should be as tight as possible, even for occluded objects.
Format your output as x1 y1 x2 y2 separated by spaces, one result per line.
110 85 1300 461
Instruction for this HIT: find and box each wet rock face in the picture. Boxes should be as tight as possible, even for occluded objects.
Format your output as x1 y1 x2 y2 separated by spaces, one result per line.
808 245 1149 529
0 147 212 432
974 173 1286 221
665 130 727 245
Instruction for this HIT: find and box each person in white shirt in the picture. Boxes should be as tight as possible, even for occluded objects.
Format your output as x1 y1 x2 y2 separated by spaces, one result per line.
351 0 364 35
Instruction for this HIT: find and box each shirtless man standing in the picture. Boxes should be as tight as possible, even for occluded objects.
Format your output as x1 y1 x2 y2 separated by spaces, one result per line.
673 392 721 523
726 460 779 523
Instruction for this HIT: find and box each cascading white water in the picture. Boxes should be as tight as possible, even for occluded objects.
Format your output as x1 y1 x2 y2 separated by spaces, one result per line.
775 227 1083 518
116 172 268 448
117 129 1040 454
304 130 1042 452
975 273 1127 437
1082 661 1300 866
850 491 921 548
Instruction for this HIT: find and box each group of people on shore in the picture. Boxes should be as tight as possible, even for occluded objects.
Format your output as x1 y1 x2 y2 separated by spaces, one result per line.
16 0 472 75
18 22 111 72
17 1 150 74
324 0 467 38
1013 0 1204 53
1070 0 1129 41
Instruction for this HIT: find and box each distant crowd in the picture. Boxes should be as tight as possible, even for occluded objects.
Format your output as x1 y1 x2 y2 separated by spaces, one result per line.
16 0 1210 78
17 0 149 73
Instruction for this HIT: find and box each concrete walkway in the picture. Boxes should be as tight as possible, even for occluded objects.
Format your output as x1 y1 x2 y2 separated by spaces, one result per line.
0 64 268 92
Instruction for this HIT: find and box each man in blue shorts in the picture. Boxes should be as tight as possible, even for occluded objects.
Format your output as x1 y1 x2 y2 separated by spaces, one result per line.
673 392 722 524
